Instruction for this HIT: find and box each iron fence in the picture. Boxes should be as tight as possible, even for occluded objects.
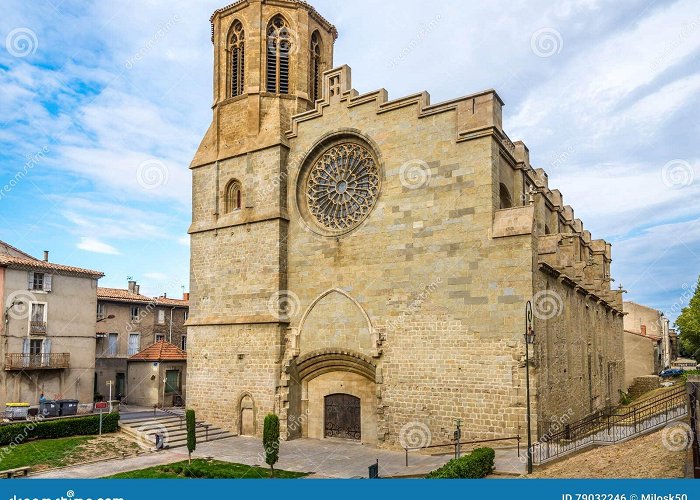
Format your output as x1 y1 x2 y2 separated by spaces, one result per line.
531 387 687 464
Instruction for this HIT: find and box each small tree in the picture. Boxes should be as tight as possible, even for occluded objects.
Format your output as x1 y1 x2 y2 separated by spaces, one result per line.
186 409 196 464
678 277 700 361
263 413 280 477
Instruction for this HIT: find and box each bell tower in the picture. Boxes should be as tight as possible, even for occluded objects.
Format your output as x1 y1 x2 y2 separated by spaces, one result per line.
192 0 337 165
187 1 337 437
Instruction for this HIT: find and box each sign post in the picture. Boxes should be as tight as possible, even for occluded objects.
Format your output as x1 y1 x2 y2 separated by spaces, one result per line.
95 401 108 435
106 380 114 412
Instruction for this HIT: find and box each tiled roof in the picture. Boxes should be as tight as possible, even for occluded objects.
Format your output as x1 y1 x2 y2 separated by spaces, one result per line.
0 239 35 259
97 287 153 304
97 287 189 307
129 340 187 361
0 254 103 278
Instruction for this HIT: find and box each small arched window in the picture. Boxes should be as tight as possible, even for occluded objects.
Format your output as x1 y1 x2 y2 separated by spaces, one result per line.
310 31 322 102
225 180 242 213
499 183 512 209
266 15 291 94
229 21 245 97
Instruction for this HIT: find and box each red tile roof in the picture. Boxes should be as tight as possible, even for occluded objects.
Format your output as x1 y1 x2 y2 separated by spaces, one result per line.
97 287 189 307
0 240 36 259
129 340 187 361
0 253 103 278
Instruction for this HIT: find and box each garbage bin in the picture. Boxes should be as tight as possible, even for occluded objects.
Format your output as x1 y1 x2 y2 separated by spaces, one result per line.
40 400 60 417
57 399 79 416
5 403 30 420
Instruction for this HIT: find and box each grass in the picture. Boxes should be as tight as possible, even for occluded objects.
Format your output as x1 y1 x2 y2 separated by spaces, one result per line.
0 435 93 471
105 459 309 479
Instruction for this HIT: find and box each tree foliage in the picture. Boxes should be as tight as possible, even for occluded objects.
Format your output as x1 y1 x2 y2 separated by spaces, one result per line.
263 413 280 477
677 277 700 360
186 409 196 464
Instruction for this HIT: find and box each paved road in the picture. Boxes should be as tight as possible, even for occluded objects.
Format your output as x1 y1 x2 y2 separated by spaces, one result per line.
31 435 525 478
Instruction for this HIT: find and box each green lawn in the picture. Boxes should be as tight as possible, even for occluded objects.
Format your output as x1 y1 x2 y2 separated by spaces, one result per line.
0 435 93 471
105 459 309 479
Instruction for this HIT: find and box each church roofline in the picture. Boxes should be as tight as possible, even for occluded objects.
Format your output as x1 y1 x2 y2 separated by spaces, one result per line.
210 0 338 42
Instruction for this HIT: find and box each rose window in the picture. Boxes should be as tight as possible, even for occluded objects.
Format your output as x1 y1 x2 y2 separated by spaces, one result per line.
306 143 380 231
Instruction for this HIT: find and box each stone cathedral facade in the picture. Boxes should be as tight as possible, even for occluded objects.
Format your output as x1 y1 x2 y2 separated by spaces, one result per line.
187 0 625 448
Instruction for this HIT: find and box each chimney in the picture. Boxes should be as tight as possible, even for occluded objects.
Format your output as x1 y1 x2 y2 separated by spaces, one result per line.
163 292 167 298
43 250 49 262
183 292 190 301
134 284 140 295
128 280 136 293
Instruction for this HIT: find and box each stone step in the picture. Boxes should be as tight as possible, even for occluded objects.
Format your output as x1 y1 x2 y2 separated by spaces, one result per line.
119 418 233 450
120 415 183 426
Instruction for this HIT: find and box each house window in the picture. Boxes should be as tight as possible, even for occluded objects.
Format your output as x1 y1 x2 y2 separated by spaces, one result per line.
181 335 187 351
266 15 290 94
156 334 165 343
229 20 245 97
310 31 322 102
30 303 46 333
130 306 140 321
107 333 118 356
29 338 43 364
225 180 242 213
28 272 52 292
97 303 106 320
183 310 189 322
128 333 140 356
157 309 165 324
165 370 180 394
499 183 512 209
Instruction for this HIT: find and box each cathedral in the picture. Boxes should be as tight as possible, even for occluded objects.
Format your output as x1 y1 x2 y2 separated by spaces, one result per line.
187 0 625 448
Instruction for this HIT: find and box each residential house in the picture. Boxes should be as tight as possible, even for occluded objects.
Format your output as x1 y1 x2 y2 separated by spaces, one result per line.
95 280 188 403
126 340 187 407
0 240 102 406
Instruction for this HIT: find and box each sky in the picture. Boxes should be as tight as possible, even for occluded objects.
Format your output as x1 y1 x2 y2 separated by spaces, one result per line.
0 0 698 321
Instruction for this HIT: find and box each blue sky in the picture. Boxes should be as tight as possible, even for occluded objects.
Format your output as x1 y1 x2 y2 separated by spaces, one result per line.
0 0 698 320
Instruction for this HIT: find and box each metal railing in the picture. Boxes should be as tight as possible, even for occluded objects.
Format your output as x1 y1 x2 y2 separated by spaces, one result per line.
5 353 70 370
532 387 687 464
29 322 47 334
404 435 520 466
153 405 211 441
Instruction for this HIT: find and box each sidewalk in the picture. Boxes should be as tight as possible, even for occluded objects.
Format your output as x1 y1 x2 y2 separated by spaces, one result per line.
31 435 525 479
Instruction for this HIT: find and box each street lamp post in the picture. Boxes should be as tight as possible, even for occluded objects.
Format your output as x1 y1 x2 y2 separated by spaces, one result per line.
524 301 536 474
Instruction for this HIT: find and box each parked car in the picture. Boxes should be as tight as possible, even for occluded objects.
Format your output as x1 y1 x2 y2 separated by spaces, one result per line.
659 368 685 378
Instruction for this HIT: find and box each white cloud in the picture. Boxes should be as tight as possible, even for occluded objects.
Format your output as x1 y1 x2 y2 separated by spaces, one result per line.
77 237 120 255
144 272 167 281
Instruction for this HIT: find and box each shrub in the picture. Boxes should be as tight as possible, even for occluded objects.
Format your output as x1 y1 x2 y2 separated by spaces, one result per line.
426 447 495 479
263 413 280 477
0 412 119 446
186 409 196 463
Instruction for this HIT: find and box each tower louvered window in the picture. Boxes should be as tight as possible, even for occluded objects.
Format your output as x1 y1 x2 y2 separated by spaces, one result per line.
229 21 245 97
266 15 291 94
310 31 322 102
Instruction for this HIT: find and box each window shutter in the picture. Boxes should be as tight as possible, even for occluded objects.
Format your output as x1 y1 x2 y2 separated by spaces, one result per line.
22 338 30 354
28 272 34 290
43 338 51 366
44 274 52 292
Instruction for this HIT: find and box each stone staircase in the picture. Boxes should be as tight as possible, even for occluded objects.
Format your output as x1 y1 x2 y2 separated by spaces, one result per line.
119 413 233 450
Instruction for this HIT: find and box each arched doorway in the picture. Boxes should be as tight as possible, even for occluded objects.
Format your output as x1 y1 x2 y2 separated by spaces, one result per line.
239 394 255 436
324 393 361 440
